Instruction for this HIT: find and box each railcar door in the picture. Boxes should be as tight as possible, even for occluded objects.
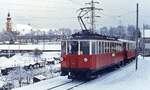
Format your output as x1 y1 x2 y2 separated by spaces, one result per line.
61 41 67 56
123 42 127 60
68 41 79 69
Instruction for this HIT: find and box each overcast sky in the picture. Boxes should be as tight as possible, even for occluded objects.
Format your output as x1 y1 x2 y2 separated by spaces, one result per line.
0 0 149 30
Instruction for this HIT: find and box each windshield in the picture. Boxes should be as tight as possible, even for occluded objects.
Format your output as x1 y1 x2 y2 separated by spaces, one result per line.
61 41 66 56
68 41 78 55
62 40 90 55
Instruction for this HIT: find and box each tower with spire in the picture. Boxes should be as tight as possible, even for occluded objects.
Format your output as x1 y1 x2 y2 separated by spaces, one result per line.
6 12 12 32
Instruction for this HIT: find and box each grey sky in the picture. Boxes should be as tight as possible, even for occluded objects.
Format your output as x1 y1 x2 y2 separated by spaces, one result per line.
0 0 149 30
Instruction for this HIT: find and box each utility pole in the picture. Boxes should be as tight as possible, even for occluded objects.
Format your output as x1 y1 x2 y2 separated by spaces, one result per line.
85 0 102 31
43 31 45 51
78 0 102 31
143 24 145 59
117 16 122 26
136 3 139 71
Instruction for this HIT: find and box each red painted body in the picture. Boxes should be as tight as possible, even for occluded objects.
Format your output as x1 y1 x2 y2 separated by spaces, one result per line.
61 50 136 73
61 39 136 79
127 50 136 59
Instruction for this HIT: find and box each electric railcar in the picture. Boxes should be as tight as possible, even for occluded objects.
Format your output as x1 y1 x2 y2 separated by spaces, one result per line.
60 31 136 79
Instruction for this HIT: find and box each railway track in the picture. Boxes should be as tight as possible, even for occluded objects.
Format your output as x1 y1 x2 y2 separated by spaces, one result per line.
47 80 73 90
66 81 87 90
47 61 135 90
47 80 87 90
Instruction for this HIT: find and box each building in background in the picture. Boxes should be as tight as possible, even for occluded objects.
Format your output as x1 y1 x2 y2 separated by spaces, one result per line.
6 12 12 32
141 29 150 56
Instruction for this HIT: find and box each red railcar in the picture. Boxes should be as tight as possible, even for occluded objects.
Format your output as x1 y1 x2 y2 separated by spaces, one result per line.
61 31 136 79
61 0 137 79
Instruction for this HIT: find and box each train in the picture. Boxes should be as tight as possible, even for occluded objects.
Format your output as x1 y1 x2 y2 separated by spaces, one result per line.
60 30 136 79
60 0 137 79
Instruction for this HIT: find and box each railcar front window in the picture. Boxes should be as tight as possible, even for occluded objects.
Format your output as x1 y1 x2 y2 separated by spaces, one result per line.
61 41 66 56
68 41 78 55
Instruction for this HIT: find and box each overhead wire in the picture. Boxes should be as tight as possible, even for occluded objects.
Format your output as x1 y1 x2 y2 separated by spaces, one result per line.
67 0 83 6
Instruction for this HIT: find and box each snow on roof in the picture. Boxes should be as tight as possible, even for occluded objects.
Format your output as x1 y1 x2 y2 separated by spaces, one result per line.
0 52 61 69
14 24 60 35
41 52 60 58
118 39 136 43
14 24 33 35
34 75 46 80
0 81 5 87
141 29 150 38
0 53 36 69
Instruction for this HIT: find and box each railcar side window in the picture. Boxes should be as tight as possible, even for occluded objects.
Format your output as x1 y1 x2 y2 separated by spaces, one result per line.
119 43 123 51
95 41 99 54
105 42 108 53
92 42 96 54
127 43 129 50
116 43 118 52
111 42 116 52
102 42 104 53
106 42 109 53
99 42 102 54
108 42 110 53
80 41 89 55
61 41 66 56
110 42 112 52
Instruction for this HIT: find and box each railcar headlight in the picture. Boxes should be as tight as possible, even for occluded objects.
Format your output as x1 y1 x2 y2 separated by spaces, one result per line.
112 53 115 57
83 58 88 62
60 57 63 61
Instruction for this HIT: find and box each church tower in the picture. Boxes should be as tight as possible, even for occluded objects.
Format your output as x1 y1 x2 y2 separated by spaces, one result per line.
6 12 12 32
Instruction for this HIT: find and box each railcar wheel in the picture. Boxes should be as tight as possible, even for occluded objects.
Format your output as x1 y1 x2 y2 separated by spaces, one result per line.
85 73 98 80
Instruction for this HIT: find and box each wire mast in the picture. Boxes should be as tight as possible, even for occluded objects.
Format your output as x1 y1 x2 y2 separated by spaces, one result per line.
78 0 103 31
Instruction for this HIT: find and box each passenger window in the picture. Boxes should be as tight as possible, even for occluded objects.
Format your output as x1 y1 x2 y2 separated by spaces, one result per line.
92 42 96 54
126 44 128 50
107 43 109 52
105 42 108 53
102 42 104 53
108 42 110 53
95 41 99 54
80 41 89 55
116 43 119 52
112 43 116 52
110 42 112 52
99 42 102 54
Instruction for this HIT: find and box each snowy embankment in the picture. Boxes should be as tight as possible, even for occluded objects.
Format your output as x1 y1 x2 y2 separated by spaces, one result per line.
0 54 35 69
0 52 60 69
14 56 150 90
0 52 61 89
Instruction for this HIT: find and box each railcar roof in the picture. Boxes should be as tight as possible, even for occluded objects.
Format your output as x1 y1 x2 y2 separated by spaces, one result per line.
62 31 136 44
118 39 136 43
71 30 118 41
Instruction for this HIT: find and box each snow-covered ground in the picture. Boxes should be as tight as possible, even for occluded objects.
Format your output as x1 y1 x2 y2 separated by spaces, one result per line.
0 51 61 89
13 56 150 90
0 52 61 69
74 56 149 90
0 54 36 69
